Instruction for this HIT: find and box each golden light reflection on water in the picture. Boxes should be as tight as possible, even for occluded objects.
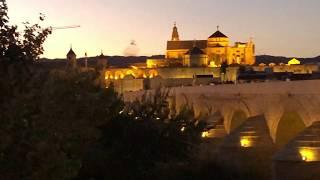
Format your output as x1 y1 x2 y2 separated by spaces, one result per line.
202 131 209 138
299 148 318 162
240 137 252 148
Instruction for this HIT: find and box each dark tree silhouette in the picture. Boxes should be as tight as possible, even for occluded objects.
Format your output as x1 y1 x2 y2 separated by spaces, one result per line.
79 89 207 180
0 0 51 62
0 1 210 180
0 1 123 179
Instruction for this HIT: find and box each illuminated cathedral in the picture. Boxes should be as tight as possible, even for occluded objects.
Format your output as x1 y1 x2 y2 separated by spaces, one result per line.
100 23 260 92
166 23 256 66
64 23 319 93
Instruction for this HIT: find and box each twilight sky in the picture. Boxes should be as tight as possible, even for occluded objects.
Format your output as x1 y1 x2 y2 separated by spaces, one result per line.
8 0 320 58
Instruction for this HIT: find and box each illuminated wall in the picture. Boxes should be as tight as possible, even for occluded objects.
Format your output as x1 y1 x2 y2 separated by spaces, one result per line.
146 59 168 68
167 40 255 66
252 64 318 74
273 64 318 74
105 67 221 93
206 46 228 65
166 49 189 59
207 37 229 47
111 78 145 93
105 67 221 81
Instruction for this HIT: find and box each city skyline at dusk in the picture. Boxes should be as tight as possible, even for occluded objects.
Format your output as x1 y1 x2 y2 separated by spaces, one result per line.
3 1 320 179
8 0 320 58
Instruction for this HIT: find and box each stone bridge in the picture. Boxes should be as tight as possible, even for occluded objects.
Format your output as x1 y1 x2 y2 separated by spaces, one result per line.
172 81 319 141
124 80 320 179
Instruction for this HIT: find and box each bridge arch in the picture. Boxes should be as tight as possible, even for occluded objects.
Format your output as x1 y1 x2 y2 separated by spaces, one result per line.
275 111 306 148
223 100 251 134
269 96 312 145
114 71 124 79
230 110 249 132
105 71 113 79
148 69 159 78
126 70 136 78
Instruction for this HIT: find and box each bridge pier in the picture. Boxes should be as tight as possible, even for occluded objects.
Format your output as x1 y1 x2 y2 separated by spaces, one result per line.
214 115 276 179
273 122 320 180
198 112 227 160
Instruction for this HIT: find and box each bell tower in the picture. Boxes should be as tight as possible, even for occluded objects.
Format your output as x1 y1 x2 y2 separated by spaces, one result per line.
66 46 77 69
97 50 108 70
171 22 180 41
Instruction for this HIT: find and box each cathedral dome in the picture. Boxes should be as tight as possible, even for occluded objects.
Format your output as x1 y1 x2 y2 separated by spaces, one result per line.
185 46 205 55
207 27 230 48
209 30 228 38
183 46 208 67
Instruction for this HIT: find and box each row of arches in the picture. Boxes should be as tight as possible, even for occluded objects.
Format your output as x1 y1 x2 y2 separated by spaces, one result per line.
187 94 319 147
163 86 320 167
226 110 306 147
105 69 159 80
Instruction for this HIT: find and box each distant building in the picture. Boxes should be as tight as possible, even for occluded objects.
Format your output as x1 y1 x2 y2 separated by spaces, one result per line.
183 46 208 67
60 24 320 94
97 52 108 70
66 48 77 69
166 24 256 66
288 58 301 65
102 24 319 93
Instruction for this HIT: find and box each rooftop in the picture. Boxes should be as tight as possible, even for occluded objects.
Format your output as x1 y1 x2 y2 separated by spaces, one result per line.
209 30 228 38
185 46 206 55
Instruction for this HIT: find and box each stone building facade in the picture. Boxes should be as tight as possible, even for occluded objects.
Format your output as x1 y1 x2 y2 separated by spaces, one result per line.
166 24 256 66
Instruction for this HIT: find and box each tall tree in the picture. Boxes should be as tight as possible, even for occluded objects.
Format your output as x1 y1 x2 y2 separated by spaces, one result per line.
0 0 51 62
0 1 123 179
80 89 207 180
0 0 51 114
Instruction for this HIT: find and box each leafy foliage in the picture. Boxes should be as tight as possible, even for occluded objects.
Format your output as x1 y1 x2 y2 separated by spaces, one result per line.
80 89 207 180
0 0 52 116
0 1 123 179
0 0 51 62
0 1 209 179
0 69 123 180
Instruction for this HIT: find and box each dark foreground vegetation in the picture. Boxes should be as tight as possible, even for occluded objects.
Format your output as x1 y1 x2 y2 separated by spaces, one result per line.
0 1 269 179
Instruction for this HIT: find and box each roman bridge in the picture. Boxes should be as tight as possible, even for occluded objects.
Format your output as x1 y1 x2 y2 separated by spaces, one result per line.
124 80 320 179
169 80 320 143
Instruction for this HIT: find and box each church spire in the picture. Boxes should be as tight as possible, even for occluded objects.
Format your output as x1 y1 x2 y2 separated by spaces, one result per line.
84 52 88 70
171 22 180 41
